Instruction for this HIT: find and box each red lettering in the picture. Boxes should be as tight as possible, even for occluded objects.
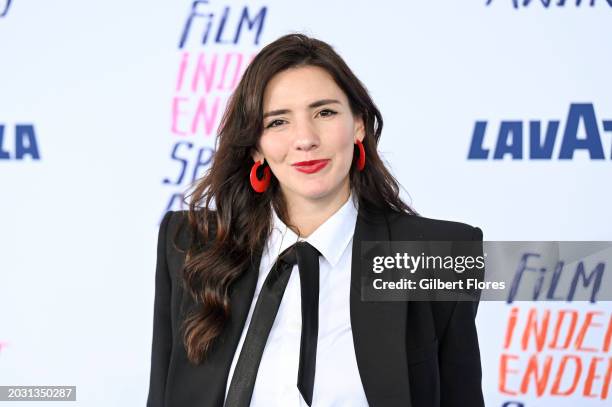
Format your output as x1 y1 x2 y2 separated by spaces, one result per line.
584 357 604 397
520 354 552 396
548 310 578 350
575 312 603 352
521 309 550 352
504 307 519 349
603 314 612 352
602 357 612 399
550 355 582 396
499 354 519 395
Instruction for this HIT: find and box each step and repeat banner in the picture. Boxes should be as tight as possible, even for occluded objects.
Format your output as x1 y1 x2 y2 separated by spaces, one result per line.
1 1 610 406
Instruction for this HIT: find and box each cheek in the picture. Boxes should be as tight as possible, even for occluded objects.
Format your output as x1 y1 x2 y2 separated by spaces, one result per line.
329 122 356 157
260 135 287 162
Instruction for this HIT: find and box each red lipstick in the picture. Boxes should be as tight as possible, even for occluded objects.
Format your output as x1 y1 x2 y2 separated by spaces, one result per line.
292 159 329 174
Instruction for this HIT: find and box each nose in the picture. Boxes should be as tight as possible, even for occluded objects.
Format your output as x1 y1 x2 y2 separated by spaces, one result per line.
293 117 320 152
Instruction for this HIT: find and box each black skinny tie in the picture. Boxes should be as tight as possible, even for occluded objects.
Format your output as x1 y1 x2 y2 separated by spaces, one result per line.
224 241 321 407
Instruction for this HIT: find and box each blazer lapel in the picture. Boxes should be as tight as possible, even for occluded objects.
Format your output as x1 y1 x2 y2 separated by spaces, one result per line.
175 249 261 407
350 202 412 406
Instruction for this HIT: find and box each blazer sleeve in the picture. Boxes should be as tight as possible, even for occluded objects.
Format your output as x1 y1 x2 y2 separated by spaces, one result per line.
146 211 174 407
438 226 485 407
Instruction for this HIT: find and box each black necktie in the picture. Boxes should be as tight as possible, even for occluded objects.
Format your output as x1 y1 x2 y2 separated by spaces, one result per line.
224 241 321 407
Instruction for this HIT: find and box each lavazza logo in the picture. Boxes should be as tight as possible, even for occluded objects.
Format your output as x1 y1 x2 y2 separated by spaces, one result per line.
468 104 612 160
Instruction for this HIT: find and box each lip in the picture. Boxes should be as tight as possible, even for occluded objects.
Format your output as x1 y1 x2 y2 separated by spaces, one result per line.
292 159 330 174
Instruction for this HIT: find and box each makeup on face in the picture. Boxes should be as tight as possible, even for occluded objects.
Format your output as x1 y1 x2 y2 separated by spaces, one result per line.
292 159 330 174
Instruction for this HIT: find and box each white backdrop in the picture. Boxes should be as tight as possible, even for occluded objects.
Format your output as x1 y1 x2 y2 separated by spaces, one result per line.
1 1 611 406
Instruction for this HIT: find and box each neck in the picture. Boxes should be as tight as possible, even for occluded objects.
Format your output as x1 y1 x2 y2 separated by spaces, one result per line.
283 181 351 238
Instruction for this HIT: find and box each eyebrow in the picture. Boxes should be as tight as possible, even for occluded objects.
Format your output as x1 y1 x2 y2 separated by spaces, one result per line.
262 99 341 119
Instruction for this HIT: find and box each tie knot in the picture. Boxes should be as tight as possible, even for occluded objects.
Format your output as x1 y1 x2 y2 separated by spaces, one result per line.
278 241 320 268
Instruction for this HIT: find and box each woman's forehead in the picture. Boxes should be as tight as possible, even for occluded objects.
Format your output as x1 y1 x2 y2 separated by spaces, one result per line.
262 66 348 110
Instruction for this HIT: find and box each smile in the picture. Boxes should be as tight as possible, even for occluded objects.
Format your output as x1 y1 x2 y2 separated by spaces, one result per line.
292 159 330 174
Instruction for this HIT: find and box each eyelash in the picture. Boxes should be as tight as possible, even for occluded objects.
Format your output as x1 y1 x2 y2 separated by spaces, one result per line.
265 119 285 129
318 108 337 118
265 108 338 129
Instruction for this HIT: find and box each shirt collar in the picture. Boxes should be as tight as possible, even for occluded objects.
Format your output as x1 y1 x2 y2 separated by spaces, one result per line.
269 192 359 268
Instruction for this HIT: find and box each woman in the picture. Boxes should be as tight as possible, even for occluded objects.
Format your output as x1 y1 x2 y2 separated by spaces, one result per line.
147 33 484 407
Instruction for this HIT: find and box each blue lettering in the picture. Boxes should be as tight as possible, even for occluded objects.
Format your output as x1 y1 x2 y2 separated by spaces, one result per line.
568 262 604 303
15 124 40 159
529 120 558 159
180 1 213 49
0 124 40 160
0 0 13 18
214 7 231 44
165 141 216 185
508 252 541 303
486 0 612 8
468 103 611 160
467 121 489 159
0 125 10 159
546 261 565 300
494 121 522 159
163 193 187 215
603 120 612 159
165 141 192 185
559 103 605 159
179 1 267 49
234 6 266 45
191 146 214 182
558 0 611 6
508 253 605 303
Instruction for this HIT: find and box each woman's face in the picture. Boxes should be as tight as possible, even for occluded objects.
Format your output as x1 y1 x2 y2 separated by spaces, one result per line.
252 65 364 205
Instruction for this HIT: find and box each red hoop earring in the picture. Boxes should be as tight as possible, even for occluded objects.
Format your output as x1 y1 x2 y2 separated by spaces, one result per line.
250 160 271 193
355 139 365 171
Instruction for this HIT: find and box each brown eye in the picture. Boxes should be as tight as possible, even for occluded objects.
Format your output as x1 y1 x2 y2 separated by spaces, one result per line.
266 119 286 129
318 109 337 118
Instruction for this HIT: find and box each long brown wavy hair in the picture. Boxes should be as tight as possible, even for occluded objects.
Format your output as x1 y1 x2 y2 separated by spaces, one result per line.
177 33 417 364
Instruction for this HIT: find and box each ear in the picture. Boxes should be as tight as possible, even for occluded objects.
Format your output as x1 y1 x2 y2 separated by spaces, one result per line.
251 147 264 164
354 114 365 143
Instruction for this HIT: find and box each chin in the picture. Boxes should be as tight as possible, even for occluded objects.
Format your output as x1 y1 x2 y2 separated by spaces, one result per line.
298 183 345 201
298 189 330 200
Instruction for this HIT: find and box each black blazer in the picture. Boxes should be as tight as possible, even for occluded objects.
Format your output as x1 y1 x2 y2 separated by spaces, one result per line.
147 202 485 407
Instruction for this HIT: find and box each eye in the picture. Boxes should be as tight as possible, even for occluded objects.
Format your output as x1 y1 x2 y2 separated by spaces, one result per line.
317 108 337 118
265 119 286 129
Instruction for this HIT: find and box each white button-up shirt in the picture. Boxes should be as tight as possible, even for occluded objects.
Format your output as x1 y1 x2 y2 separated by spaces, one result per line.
224 192 369 406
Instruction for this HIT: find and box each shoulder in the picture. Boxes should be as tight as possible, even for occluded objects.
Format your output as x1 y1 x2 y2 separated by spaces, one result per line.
160 210 188 244
386 211 483 241
160 209 218 254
